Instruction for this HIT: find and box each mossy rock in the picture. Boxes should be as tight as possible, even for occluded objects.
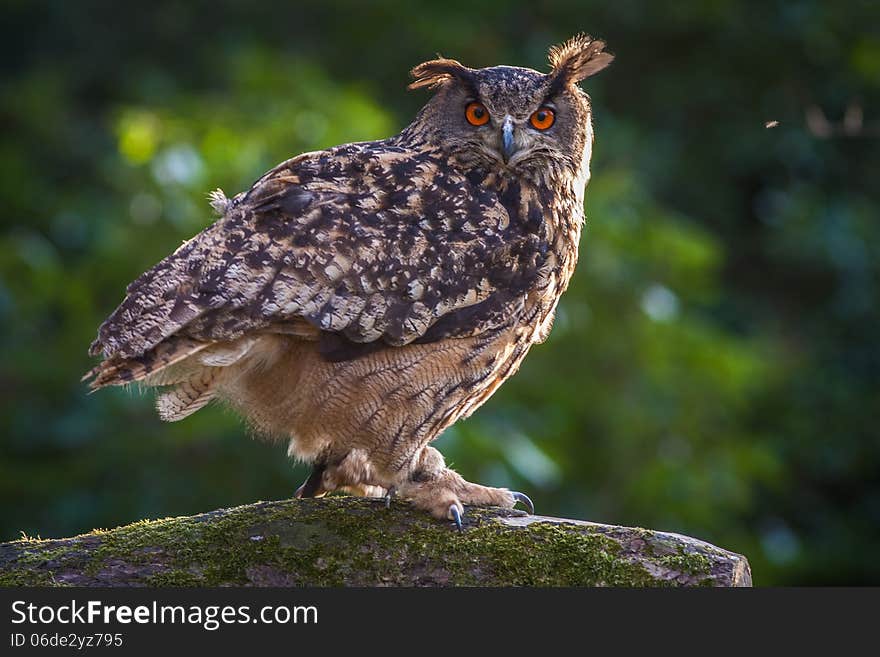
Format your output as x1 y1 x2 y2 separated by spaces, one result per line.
0 497 751 587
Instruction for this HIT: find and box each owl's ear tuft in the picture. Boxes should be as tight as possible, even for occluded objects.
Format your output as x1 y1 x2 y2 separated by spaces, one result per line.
408 58 473 91
548 34 614 86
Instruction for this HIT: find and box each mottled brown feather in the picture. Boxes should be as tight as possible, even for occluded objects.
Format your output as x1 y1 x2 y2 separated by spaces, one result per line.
88 145 546 365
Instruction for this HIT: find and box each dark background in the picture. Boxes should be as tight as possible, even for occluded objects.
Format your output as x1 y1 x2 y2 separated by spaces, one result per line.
1 0 878 585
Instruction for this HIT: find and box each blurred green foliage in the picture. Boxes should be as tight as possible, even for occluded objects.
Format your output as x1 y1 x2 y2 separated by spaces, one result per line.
1 1 878 584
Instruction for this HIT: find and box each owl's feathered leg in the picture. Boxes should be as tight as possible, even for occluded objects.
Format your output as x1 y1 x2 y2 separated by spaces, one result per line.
397 446 533 530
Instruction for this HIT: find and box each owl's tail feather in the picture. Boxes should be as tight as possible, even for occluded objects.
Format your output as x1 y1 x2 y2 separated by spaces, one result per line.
151 338 262 420
82 334 263 392
82 335 264 421
82 336 212 391
156 367 220 422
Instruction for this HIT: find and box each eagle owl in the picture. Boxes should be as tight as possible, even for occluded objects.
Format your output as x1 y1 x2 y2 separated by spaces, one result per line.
85 35 613 529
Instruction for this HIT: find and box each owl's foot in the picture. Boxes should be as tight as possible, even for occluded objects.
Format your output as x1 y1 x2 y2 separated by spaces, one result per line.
295 450 387 500
399 446 533 530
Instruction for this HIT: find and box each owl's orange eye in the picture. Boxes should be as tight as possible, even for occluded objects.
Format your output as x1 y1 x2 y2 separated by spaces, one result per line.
529 107 555 130
465 102 490 126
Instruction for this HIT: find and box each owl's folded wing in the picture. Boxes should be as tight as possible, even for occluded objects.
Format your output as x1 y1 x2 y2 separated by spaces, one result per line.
89 147 549 364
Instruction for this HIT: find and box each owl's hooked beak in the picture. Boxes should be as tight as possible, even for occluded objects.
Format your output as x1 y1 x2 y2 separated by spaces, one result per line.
501 115 517 164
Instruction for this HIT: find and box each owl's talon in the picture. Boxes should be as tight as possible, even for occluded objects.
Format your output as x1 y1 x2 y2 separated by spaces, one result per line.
449 504 463 532
295 463 326 499
384 486 397 508
511 491 534 515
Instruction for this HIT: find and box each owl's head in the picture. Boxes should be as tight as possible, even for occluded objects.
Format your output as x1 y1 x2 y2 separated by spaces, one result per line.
407 34 613 181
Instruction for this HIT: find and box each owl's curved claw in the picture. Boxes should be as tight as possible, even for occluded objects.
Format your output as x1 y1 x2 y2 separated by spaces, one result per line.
511 491 534 515
295 463 326 499
384 486 397 508
449 504 463 532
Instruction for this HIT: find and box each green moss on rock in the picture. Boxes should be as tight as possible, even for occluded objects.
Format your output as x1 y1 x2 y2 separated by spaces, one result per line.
0 497 749 587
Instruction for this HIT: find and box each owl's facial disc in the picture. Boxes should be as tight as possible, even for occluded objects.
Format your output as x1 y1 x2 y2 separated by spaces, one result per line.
460 67 566 171
477 109 554 170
